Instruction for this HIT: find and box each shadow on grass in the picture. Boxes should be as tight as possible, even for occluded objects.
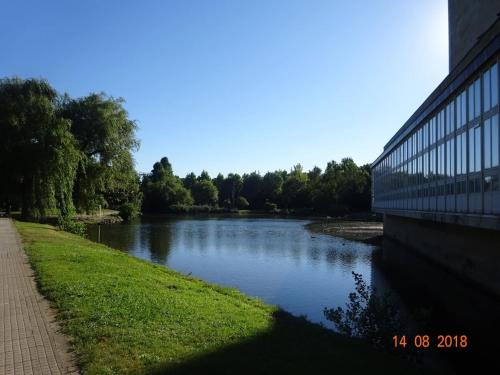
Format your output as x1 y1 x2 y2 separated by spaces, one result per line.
150 310 418 375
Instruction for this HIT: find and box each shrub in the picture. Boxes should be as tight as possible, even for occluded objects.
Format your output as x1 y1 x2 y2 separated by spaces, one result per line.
58 217 87 237
119 202 139 221
324 271 403 351
236 196 249 210
263 201 278 212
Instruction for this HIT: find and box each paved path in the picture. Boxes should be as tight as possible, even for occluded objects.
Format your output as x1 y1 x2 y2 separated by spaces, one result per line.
0 219 78 375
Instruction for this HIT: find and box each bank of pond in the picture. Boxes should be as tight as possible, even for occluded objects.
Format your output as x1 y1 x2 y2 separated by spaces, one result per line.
16 220 421 374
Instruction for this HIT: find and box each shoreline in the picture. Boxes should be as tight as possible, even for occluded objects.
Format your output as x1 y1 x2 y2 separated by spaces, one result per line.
305 220 383 245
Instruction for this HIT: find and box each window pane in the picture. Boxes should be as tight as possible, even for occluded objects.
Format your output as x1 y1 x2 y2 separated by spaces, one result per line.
485 119 491 169
484 69 491 112
475 79 481 118
461 92 467 126
462 133 467 173
468 129 472 172
450 138 455 176
475 126 481 172
468 85 474 122
493 115 499 167
448 102 454 134
492 63 498 107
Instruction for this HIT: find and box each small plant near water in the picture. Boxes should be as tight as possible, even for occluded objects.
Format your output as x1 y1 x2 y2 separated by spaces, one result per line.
58 216 87 237
324 271 403 351
118 202 139 221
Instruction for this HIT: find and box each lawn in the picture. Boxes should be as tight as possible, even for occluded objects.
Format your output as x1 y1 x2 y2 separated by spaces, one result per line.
16 221 421 374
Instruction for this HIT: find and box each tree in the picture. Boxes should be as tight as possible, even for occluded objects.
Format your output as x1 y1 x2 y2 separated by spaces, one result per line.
235 196 249 210
59 93 140 213
213 173 225 205
0 78 80 219
191 180 218 206
197 170 211 182
182 172 197 190
141 157 193 212
282 164 309 209
218 173 242 207
241 172 263 209
262 171 283 204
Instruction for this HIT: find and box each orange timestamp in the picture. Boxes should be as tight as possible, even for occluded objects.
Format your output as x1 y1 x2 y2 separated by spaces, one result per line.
393 335 468 349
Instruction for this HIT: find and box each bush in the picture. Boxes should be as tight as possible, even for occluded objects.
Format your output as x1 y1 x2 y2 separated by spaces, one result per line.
58 217 87 237
324 271 403 351
263 201 278 212
119 202 139 221
235 196 249 210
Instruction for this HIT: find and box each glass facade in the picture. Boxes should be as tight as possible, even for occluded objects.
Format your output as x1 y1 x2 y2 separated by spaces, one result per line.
373 59 500 215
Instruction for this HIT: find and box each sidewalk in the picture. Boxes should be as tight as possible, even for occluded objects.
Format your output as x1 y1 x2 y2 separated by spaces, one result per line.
0 219 78 375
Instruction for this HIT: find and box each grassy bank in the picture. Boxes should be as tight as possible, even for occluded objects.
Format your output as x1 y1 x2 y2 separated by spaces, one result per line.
16 221 419 374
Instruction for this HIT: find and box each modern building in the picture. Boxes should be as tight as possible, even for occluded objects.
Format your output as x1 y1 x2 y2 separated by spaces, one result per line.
371 0 500 296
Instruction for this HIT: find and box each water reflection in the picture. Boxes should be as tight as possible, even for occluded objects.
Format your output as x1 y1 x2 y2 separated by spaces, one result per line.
88 217 379 326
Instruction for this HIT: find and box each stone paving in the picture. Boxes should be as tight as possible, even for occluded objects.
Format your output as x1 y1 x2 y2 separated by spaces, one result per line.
0 219 78 375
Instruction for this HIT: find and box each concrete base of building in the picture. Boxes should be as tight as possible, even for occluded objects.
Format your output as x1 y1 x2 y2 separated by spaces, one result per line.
383 213 500 297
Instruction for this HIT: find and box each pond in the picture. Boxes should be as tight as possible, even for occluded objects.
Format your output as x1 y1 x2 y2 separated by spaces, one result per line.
88 216 393 327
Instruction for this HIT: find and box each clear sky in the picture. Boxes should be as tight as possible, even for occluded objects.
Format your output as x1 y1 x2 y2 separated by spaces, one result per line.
1 0 448 177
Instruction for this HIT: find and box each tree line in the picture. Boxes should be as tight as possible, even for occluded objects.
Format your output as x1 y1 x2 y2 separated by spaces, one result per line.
141 157 371 215
0 77 371 220
0 78 140 220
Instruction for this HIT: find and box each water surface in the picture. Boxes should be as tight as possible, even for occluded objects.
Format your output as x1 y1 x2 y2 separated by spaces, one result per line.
88 217 388 326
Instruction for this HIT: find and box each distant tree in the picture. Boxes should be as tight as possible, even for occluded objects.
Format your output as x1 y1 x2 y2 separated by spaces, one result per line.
262 171 283 205
141 157 193 212
282 164 309 209
219 173 242 207
308 166 322 182
59 93 140 213
241 172 264 209
0 78 80 219
191 180 218 206
235 196 249 210
182 172 197 190
213 173 225 204
197 170 211 182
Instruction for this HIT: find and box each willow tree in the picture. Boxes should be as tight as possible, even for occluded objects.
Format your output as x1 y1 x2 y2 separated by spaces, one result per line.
0 78 80 219
59 93 140 213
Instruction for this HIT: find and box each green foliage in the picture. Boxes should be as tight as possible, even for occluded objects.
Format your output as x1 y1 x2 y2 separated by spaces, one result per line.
262 172 283 203
235 196 249 210
324 272 403 351
141 157 371 215
217 173 242 207
191 179 218 206
0 78 140 220
282 164 310 209
0 78 80 220
58 217 87 237
182 172 197 190
263 201 278 212
59 93 140 214
241 172 264 209
141 157 193 213
118 202 139 221
197 170 211 181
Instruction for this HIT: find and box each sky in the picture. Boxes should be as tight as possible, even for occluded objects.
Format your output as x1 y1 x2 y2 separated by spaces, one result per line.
1 0 448 177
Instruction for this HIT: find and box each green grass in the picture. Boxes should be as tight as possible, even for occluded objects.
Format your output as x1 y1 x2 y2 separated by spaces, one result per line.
16 221 422 375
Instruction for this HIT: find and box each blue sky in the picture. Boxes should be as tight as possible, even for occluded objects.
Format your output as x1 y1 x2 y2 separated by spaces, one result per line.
1 0 448 177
